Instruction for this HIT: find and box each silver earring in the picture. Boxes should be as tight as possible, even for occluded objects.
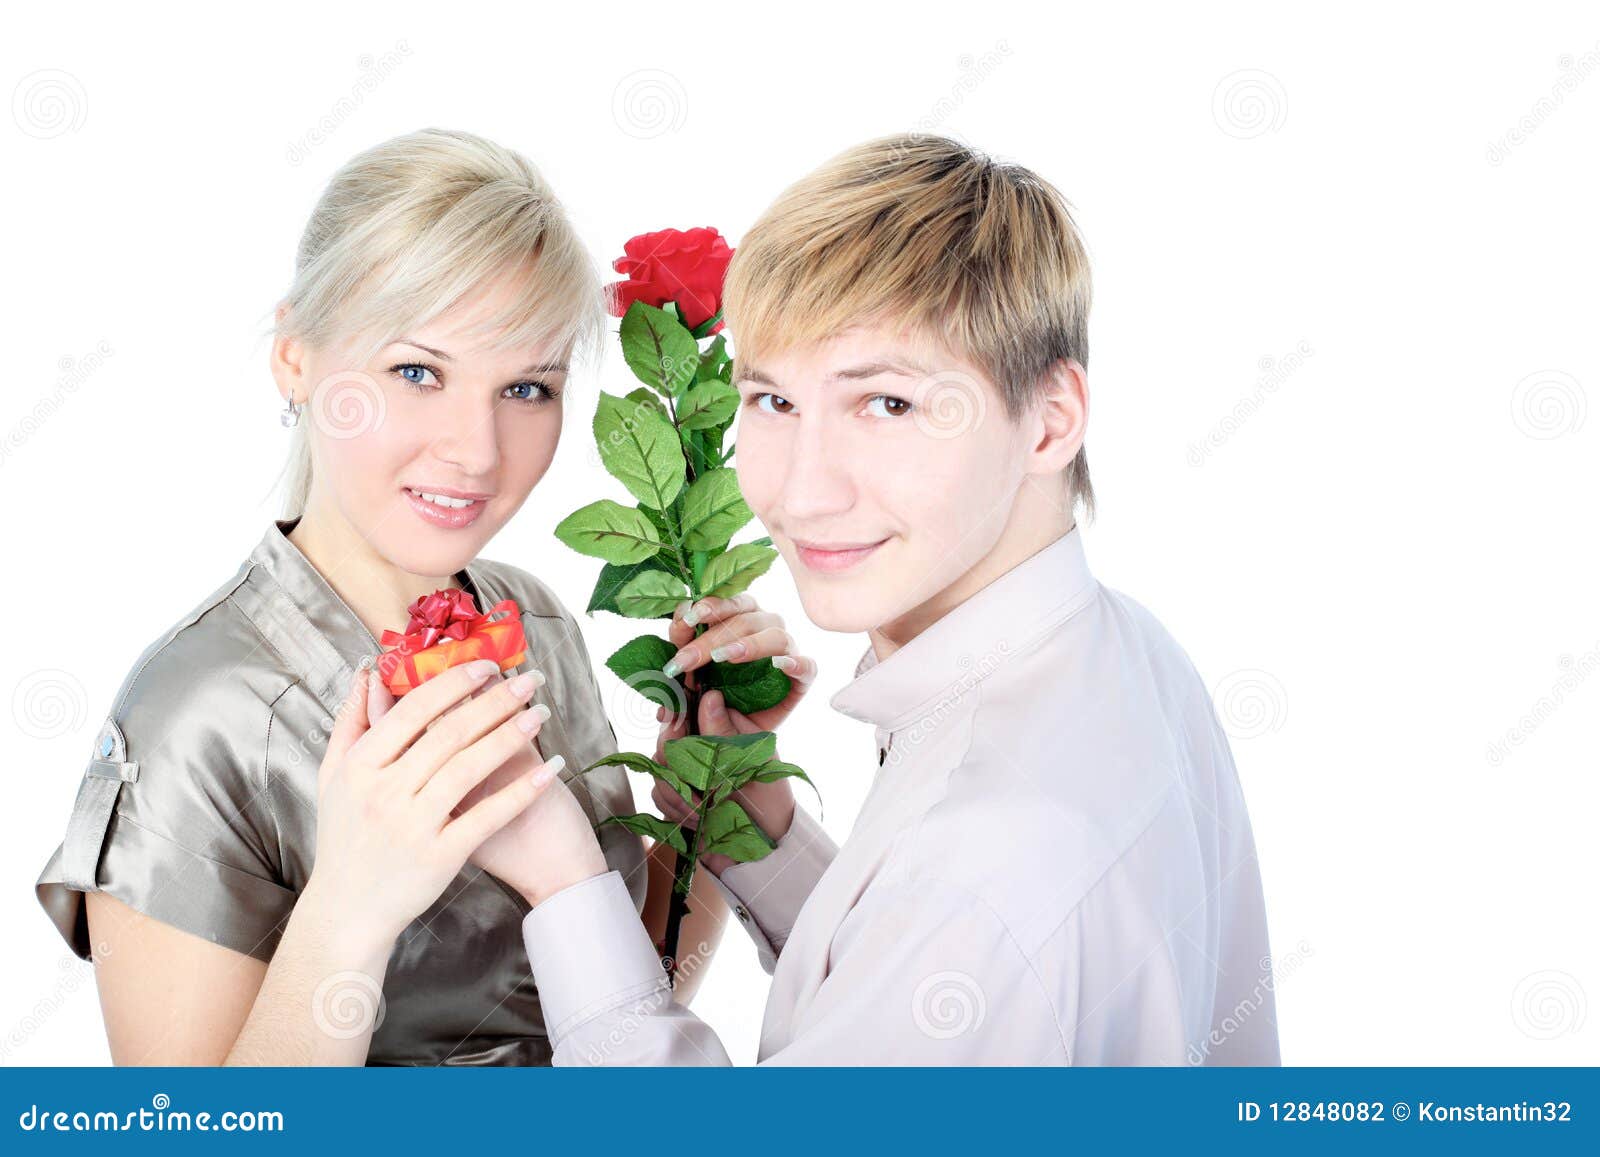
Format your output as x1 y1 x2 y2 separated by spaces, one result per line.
280 397 303 428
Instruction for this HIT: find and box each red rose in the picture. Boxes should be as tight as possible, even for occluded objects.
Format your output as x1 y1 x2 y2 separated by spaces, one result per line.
607 226 734 334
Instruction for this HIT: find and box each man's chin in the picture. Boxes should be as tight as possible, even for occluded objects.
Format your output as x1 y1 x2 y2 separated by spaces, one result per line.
793 585 892 637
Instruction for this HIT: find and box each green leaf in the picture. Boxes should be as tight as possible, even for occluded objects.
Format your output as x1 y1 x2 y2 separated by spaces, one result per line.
593 392 686 510
580 750 694 806
677 380 739 431
702 657 792 714
586 555 676 616
749 759 821 813
664 731 777 794
679 468 753 551
555 501 661 564
604 634 677 683
695 335 730 383
579 751 669 780
625 387 669 419
603 634 686 710
600 812 688 856
620 301 698 397
700 798 775 861
615 570 690 618
700 543 778 599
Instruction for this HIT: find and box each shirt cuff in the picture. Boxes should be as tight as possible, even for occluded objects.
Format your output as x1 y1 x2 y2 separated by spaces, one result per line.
710 805 837 972
521 870 668 1047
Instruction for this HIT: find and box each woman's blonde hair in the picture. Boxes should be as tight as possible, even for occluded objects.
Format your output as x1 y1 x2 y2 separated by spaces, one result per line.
722 134 1095 517
274 127 602 517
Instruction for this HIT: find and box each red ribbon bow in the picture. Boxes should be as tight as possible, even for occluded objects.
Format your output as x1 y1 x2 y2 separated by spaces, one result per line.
381 588 486 654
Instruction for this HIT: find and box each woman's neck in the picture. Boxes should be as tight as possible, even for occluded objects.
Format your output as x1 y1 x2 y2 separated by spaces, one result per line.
287 502 461 644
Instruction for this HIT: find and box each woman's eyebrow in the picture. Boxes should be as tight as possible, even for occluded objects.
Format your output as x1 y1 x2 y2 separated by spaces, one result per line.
393 339 567 375
395 338 452 361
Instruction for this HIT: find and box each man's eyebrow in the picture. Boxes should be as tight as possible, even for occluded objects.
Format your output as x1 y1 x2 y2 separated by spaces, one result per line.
735 357 929 388
828 357 929 382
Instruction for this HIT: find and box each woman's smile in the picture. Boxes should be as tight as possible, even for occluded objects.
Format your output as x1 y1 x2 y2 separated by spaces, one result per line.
402 484 492 529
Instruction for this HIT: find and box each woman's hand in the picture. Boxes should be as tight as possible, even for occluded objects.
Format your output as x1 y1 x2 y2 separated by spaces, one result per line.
651 687 798 878
300 659 561 954
660 593 817 732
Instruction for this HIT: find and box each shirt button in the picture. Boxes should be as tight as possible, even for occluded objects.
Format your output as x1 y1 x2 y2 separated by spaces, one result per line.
734 905 750 922
100 735 113 758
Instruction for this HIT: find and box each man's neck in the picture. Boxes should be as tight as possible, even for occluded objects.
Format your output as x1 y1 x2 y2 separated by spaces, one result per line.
287 501 461 644
868 478 1076 662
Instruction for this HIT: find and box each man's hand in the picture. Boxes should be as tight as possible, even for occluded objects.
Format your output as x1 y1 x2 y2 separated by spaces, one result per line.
651 687 796 877
660 594 817 732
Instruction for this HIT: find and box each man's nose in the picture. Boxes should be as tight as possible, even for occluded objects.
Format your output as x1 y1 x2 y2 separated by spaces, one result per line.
776 415 855 521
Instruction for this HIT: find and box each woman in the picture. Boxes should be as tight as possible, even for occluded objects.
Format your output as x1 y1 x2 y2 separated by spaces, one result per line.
33 127 813 1065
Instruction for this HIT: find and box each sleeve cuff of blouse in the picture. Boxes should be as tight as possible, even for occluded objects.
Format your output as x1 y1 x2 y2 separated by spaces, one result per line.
709 805 837 972
521 869 669 1046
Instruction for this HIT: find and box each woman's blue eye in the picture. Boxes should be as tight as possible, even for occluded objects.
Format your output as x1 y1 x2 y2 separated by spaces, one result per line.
391 363 439 389
504 382 559 404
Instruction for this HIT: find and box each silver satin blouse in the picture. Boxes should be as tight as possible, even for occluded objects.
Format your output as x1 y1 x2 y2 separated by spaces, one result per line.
35 518 647 1065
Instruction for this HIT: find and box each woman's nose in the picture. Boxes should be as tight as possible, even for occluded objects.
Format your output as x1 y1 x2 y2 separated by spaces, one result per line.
432 399 502 475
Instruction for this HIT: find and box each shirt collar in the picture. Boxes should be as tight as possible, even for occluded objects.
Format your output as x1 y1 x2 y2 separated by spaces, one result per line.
245 518 496 718
828 527 1098 732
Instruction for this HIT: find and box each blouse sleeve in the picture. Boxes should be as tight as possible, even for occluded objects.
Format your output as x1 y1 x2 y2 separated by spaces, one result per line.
36 652 296 964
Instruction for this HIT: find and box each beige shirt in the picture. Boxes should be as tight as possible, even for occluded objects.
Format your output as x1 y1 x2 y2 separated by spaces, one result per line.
523 527 1280 1064
36 518 646 1065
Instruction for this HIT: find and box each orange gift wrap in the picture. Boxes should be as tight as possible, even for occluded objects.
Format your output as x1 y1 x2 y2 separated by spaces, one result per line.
375 587 527 697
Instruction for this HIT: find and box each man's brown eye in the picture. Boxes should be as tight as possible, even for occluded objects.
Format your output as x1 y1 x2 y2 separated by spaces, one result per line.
866 394 913 418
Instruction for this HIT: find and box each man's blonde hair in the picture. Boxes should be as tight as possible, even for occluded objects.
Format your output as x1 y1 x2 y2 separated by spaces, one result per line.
723 134 1095 517
274 127 602 517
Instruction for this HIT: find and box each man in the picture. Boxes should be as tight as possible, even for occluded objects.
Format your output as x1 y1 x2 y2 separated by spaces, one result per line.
505 135 1280 1064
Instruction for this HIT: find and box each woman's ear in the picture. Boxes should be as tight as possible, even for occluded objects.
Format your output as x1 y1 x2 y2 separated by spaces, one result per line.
269 303 306 407
1026 357 1089 477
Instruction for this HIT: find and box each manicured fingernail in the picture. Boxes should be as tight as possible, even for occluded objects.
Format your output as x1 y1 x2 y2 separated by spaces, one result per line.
467 659 501 681
772 655 796 672
682 603 703 626
508 671 544 698
674 600 691 620
533 754 566 786
710 642 745 662
516 703 551 734
662 655 685 679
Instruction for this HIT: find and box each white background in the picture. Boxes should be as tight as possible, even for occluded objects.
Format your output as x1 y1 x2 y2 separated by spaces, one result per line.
3 1 1596 1066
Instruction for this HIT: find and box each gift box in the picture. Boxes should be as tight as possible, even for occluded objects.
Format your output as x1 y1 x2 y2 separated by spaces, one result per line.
376 587 527 697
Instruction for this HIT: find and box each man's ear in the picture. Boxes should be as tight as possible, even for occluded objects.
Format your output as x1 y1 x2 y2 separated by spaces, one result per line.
269 303 307 407
1025 358 1088 477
